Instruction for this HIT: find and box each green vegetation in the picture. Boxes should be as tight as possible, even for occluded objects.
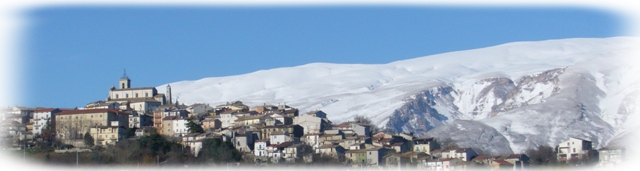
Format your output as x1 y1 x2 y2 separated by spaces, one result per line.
84 132 94 147
186 117 204 134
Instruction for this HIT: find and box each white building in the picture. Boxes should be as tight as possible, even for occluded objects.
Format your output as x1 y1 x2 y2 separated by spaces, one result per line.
254 140 270 157
172 117 189 137
269 131 291 145
32 108 62 136
182 133 209 157
425 158 461 171
557 137 596 163
598 146 625 167
435 148 478 162
217 110 239 128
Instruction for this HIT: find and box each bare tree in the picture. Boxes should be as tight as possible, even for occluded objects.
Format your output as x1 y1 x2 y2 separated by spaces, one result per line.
437 138 460 150
525 145 557 167
56 114 101 147
353 115 381 134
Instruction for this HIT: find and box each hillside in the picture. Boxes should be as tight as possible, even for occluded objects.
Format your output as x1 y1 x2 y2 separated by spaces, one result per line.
156 37 639 155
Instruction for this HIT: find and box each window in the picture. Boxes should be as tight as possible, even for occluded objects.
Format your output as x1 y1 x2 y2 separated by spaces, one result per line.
126 94 129 98
116 94 119 99
135 93 138 98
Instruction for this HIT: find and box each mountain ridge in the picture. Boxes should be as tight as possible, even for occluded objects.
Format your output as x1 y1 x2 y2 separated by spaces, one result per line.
156 37 639 155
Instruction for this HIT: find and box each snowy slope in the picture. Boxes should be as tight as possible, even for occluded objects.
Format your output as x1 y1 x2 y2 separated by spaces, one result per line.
157 37 640 155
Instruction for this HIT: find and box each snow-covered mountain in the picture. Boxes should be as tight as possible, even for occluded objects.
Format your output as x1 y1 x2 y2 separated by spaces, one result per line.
156 37 640 155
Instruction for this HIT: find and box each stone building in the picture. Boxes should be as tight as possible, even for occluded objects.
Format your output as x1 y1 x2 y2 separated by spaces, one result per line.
55 109 129 145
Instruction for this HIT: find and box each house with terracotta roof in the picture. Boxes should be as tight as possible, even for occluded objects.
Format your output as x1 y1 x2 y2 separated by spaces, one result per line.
158 115 189 138
201 116 222 131
471 155 495 165
490 159 514 170
504 154 529 169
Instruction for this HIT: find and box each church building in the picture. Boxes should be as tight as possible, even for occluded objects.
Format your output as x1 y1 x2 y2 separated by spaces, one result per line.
104 70 172 114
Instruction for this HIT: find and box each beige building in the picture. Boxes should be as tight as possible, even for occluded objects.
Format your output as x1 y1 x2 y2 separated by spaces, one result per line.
412 138 439 154
106 71 170 114
90 126 126 146
160 116 177 137
55 109 129 141
201 116 222 131
234 115 271 127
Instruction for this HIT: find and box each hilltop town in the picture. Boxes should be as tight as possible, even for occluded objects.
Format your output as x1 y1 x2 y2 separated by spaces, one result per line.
1 72 626 169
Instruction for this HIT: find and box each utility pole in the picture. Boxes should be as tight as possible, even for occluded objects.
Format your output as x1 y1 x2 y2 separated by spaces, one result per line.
76 149 79 167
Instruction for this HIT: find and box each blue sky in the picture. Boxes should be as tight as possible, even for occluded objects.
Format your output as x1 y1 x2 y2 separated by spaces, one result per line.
20 5 628 108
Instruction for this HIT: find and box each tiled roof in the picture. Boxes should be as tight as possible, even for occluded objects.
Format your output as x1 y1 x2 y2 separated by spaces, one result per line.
506 154 523 159
58 109 129 115
162 116 178 120
472 155 494 161
110 87 156 91
34 108 58 113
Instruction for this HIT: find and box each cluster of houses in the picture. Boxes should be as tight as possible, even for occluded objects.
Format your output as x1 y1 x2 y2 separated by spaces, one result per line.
0 72 627 169
555 137 625 167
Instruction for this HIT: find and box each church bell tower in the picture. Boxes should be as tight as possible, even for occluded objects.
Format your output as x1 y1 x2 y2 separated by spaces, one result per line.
166 84 172 105
119 69 131 89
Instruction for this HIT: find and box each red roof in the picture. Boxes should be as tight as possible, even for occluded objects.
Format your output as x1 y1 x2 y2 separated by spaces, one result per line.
506 154 523 159
333 122 351 128
472 155 494 161
162 116 178 120
35 108 58 113
58 109 128 115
